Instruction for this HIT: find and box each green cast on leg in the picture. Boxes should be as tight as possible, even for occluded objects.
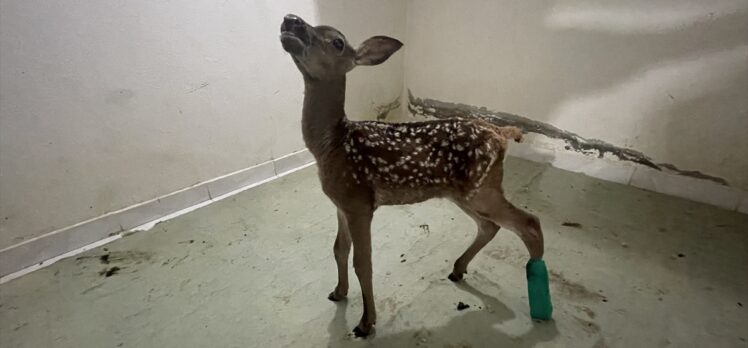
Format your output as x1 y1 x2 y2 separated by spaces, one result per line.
526 258 553 320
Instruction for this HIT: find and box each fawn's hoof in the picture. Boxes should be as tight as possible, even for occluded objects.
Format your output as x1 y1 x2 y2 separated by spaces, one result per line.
448 272 464 282
327 291 346 302
352 325 373 338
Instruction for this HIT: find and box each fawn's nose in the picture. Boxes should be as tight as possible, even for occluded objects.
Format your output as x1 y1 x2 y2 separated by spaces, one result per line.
282 14 304 31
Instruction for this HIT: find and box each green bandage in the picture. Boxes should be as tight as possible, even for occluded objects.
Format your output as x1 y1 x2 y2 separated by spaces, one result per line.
526 258 553 320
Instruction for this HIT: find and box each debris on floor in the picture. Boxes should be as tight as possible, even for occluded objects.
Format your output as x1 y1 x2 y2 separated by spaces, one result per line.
2 160 747 347
99 266 120 277
562 222 582 228
456 302 470 310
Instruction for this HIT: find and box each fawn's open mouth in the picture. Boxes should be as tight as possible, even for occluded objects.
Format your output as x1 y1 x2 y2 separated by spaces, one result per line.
280 31 308 56
280 32 306 55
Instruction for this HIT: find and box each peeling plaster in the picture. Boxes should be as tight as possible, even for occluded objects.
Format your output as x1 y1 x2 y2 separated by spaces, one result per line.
407 90 729 186
374 96 401 120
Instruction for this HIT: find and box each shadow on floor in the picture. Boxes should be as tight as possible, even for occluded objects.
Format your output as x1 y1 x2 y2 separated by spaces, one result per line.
326 279 559 347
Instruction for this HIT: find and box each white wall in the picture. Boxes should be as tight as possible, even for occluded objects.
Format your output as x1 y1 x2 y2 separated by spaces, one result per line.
404 0 748 190
3 0 744 264
316 1 406 122
0 0 405 250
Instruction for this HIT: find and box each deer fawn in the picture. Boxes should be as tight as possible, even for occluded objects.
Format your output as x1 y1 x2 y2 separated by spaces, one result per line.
280 14 546 337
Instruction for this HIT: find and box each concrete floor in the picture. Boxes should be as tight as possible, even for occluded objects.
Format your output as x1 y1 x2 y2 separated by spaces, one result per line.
1 157 747 348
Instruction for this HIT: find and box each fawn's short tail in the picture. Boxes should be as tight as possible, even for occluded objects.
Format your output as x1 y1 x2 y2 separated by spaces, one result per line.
499 126 523 143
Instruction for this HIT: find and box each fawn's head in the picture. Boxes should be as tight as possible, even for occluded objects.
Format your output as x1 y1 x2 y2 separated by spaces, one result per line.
280 14 403 81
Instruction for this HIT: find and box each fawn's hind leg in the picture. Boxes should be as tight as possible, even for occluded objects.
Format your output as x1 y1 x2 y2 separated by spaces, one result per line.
468 189 544 259
449 202 500 281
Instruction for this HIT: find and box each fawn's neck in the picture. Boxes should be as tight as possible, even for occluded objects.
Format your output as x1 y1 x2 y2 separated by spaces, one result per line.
301 76 347 160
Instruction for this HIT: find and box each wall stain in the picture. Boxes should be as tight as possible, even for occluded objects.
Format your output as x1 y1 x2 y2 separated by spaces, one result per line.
105 89 134 105
407 90 729 186
187 82 209 94
657 163 728 185
374 96 401 120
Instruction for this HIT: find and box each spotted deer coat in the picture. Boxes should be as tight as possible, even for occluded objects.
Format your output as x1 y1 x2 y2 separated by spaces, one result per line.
341 118 523 207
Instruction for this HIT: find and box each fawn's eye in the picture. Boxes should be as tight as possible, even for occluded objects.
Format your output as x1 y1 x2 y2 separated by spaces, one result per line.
332 38 345 50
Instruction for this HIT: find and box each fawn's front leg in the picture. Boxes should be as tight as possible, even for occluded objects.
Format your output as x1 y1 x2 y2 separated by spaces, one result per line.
329 210 351 301
344 209 376 337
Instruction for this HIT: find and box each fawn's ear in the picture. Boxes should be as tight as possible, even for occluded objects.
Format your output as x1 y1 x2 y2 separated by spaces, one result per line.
355 36 403 66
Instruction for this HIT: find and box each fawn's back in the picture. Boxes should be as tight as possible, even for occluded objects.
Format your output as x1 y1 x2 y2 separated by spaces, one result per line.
342 117 522 206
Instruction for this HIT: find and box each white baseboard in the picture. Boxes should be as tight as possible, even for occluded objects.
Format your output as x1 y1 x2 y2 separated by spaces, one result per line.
0 149 316 281
508 140 748 213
